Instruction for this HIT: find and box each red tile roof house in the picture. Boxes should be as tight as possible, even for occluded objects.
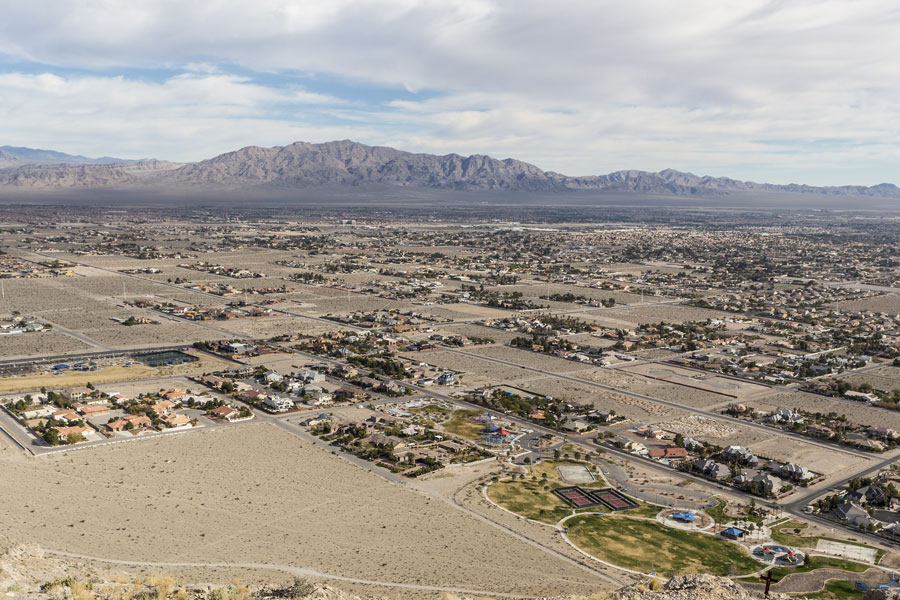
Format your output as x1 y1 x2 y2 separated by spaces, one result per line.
648 447 689 460
53 425 92 439
124 415 152 429
75 403 109 417
51 409 79 423
210 405 239 421
162 413 191 429
105 419 129 432
150 400 177 415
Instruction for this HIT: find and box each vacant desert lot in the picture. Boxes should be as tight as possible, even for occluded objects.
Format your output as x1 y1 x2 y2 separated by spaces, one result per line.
510 376 685 421
751 391 900 431
0 331 94 359
839 294 900 314
661 415 775 447
840 373 900 395
0 423 605 597
399 349 530 387
619 363 770 399
468 345 597 375
748 436 873 478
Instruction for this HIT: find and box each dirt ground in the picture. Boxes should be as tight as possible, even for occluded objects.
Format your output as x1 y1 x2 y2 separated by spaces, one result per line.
0 423 607 597
618 363 770 399
840 373 900 394
0 332 94 358
748 436 873 478
839 294 900 314
660 415 776 447
398 349 530 387
468 345 597 375
509 376 685 421
751 391 900 431
594 304 732 327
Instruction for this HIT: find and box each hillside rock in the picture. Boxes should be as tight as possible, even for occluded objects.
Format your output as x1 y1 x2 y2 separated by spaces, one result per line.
607 574 790 600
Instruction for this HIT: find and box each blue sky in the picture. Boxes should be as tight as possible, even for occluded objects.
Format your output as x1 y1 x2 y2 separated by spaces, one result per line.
0 0 898 186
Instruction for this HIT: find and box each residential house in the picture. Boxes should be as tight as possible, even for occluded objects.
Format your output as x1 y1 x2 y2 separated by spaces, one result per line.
264 395 295 412
694 459 729 480
721 445 758 465
849 485 886 506
62 387 93 401
831 502 875 528
162 413 191 429
210 405 240 421
648 446 689 460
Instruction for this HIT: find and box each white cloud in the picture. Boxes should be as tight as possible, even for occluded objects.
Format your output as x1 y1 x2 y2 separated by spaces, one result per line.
0 1 898 184
0 72 357 161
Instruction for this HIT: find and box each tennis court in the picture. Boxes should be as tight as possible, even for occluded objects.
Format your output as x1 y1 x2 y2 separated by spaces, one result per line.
553 486 602 508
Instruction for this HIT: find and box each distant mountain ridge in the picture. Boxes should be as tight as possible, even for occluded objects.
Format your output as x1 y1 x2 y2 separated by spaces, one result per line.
0 145 136 169
1 139 897 198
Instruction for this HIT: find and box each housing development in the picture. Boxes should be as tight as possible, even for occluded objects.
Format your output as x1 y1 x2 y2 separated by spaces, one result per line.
2 200 900 600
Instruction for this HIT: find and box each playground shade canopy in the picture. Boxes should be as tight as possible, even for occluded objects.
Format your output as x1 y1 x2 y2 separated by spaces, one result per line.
671 511 696 522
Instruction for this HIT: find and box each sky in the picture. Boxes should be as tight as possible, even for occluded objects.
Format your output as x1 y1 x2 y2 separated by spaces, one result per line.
0 0 898 186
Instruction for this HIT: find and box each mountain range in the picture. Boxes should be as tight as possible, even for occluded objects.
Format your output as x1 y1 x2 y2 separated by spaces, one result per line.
1 139 897 198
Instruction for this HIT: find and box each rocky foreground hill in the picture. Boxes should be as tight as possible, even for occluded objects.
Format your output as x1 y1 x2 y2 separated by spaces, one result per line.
1 139 897 198
0 537 893 600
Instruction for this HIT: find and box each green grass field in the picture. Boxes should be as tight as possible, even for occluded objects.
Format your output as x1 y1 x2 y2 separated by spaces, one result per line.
799 579 863 599
442 409 487 440
769 555 871 580
771 521 885 562
487 459 660 524
565 514 760 577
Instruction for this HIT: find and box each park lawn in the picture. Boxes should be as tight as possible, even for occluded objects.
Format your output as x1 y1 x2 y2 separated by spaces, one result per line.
488 460 586 523
565 514 760 577
771 521 815 546
442 409 487 440
488 477 573 524
488 459 654 524
797 579 863 599
771 521 885 562
769 556 871 580
408 403 452 417
488 459 610 524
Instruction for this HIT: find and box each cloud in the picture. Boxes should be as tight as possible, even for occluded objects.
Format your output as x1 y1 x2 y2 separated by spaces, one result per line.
0 72 358 161
0 1 898 184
